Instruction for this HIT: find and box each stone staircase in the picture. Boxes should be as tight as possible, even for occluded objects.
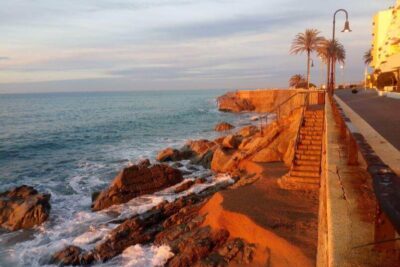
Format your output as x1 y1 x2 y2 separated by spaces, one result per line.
279 107 324 190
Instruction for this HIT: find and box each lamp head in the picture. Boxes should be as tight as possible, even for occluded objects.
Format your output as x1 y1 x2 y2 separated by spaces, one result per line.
342 20 351 32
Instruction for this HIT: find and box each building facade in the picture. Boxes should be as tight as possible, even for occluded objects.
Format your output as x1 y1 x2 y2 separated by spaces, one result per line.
371 0 400 91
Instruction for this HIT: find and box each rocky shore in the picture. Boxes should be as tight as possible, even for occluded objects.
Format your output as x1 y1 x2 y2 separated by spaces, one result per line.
1 90 318 266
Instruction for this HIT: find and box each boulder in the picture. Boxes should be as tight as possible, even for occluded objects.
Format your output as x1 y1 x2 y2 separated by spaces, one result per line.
191 150 214 169
210 148 238 173
184 140 216 156
222 135 242 149
214 122 234 132
91 163 183 211
0 185 51 231
157 148 190 162
178 140 217 169
237 125 259 138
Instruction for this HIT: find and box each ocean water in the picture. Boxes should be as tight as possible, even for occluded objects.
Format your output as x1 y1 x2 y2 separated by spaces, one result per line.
0 90 257 267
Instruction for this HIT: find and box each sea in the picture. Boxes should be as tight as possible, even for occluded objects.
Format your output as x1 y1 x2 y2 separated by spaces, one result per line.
0 89 260 267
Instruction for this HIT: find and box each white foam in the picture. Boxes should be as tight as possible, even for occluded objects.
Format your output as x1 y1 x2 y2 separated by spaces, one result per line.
119 244 174 267
5 170 233 267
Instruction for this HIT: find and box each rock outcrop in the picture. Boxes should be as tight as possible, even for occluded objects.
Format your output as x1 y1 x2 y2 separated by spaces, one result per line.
91 163 183 211
211 109 301 173
0 185 51 231
157 140 217 169
214 122 234 132
52 180 247 266
156 148 191 162
217 92 255 112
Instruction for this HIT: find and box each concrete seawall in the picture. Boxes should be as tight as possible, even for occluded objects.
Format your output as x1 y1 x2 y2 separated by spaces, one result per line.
218 89 323 113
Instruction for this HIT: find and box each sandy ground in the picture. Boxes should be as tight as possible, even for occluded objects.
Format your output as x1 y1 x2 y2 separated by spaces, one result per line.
200 162 319 266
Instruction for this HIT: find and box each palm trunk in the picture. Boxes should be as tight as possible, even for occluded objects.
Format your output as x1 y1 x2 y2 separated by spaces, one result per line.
307 50 311 89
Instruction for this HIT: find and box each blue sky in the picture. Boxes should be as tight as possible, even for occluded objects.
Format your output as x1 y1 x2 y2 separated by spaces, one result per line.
0 0 394 93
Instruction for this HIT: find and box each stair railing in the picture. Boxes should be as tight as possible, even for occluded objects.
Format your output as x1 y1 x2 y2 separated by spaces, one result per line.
289 92 310 175
261 91 307 135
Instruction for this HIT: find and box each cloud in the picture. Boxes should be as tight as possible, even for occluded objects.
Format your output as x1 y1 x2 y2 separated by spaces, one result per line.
0 56 10 61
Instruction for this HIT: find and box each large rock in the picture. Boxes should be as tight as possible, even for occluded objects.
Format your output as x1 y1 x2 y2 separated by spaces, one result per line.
210 148 238 173
237 125 259 138
222 135 242 149
91 163 183 211
214 122 234 132
185 140 216 155
157 148 192 162
0 185 51 231
217 93 255 112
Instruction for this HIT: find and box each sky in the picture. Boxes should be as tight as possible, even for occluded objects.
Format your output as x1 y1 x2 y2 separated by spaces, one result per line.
0 0 394 93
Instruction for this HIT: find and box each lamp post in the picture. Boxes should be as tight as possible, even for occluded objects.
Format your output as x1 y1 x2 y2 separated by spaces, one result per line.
329 9 351 96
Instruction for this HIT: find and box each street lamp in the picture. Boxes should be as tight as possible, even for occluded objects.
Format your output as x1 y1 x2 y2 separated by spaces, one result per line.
329 9 351 95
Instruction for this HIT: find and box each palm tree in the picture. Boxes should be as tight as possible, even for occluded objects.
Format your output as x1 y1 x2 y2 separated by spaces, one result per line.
363 49 373 65
318 38 346 91
289 74 306 88
290 29 325 89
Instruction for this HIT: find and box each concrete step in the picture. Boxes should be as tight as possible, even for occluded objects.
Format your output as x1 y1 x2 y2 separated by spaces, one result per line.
298 144 321 150
299 131 323 136
296 149 321 155
301 126 323 131
278 176 320 190
292 164 320 172
300 139 322 145
304 123 324 128
290 170 320 178
295 159 321 166
300 127 324 135
300 135 322 141
286 176 320 184
295 154 321 161
304 114 324 119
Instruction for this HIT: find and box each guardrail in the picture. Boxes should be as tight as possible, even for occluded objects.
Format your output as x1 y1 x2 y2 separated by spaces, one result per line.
259 90 325 134
330 96 400 242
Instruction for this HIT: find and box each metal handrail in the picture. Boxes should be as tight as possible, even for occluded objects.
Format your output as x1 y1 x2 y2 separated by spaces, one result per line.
261 91 307 134
289 93 310 173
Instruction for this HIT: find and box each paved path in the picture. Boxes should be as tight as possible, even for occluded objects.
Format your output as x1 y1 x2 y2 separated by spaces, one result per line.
335 89 400 150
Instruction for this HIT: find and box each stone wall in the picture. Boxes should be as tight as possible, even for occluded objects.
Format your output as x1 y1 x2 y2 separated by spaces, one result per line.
218 89 324 113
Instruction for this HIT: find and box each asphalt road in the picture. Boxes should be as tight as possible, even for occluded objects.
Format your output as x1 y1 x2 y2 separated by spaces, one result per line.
335 89 400 150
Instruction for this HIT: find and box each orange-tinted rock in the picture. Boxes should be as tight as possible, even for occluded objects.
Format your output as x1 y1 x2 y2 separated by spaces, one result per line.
91 163 183 211
0 185 51 231
222 135 242 149
217 93 255 112
210 148 238 173
214 122 234 132
157 148 191 162
237 125 259 138
185 140 216 155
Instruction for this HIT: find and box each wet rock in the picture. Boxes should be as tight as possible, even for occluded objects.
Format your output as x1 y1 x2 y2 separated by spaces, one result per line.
166 227 230 267
191 150 214 169
185 140 216 156
0 185 51 231
214 122 234 132
50 245 81 266
137 159 151 167
91 163 183 211
174 180 195 194
156 148 188 162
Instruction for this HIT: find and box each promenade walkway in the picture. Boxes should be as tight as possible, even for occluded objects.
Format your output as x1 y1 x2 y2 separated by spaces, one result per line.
335 89 400 150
